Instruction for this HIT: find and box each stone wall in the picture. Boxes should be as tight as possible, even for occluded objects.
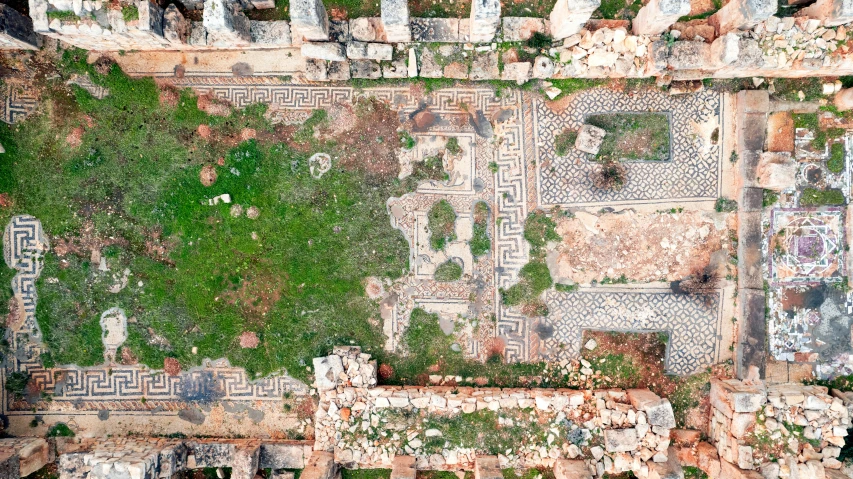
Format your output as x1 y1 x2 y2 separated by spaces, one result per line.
313 347 682 479
0 5 39 50
56 438 313 479
708 378 853 478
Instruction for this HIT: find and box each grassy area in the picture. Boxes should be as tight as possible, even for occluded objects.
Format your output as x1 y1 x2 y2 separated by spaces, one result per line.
420 409 551 455
0 50 412 380
773 77 825 102
800 188 846 206
684 467 709 479
596 0 642 19
523 211 559 254
554 129 577 157
341 470 390 479
434 260 462 282
121 5 138 21
470 201 490 257
586 113 670 162
500 261 553 315
46 10 81 21
829 142 846 173
763 189 779 208
410 155 447 182
244 0 289 20
714 197 738 213
428 200 457 250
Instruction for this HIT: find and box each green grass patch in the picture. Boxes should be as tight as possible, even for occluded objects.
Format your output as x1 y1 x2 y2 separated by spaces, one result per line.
293 109 327 144
428 200 457 250
470 201 491 257
669 370 712 427
683 466 709 479
434 260 463 282
714 197 738 213
829 142 846 173
500 261 553 310
244 0 289 20
547 79 606 100
122 5 138 21
399 131 416 150
554 129 577 157
47 423 75 437
554 283 578 293
46 10 81 21
1 51 410 381
445 136 461 155
800 187 846 206
420 409 550 455
586 112 670 162
523 211 559 254
774 78 825 102
341 470 390 479
763 189 779 208
410 155 447 183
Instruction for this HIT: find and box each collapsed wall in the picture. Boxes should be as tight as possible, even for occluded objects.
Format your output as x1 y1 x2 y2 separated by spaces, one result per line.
708 378 853 478
313 347 683 479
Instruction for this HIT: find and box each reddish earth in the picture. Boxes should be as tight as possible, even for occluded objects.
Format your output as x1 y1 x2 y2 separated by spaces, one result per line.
199 164 217 186
221 266 284 324
120 347 138 365
767 111 794 153
239 331 260 349
164 357 181 376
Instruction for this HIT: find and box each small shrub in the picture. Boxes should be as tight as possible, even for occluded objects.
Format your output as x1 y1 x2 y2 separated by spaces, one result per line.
523 211 560 253
46 10 80 21
526 31 553 49
47 423 75 437
410 155 447 182
714 197 738 212
554 129 577 157
121 5 139 22
488 161 499 173
828 142 845 173
5 371 30 398
399 131 416 150
445 137 462 155
555 283 578 293
434 260 463 282
801 187 846 206
428 200 457 250
500 260 553 313
591 159 626 190
470 202 490 257
763 189 779 208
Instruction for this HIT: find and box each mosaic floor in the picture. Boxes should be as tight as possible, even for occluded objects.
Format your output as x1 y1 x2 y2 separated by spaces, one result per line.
1 80 728 422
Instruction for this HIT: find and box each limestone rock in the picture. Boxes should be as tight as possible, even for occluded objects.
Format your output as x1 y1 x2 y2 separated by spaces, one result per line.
575 124 606 155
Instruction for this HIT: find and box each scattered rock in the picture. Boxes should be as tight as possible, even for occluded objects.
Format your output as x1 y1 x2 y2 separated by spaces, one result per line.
239 331 260 348
230 204 244 217
246 206 260 219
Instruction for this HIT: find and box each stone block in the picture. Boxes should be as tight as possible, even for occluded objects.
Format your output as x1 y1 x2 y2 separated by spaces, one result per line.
350 59 381 78
138 0 164 35
834 87 853 111
668 40 711 70
350 17 379 41
329 60 351 80
191 442 236 467
291 0 329 41
313 354 344 390
756 152 796 192
232 445 260 479
302 42 346 61
381 0 410 42
470 0 500 42
259 443 306 470
390 455 416 479
443 61 468 79
301 452 336 479
474 456 502 479
710 379 766 418
502 16 545 41
501 61 531 85
575 124 606 155
696 442 721 478
710 32 739 66
163 4 189 44
720 459 763 478
604 428 639 453
709 0 776 35
670 430 701 446
27 0 49 32
17 439 49 478
549 0 599 40
329 19 350 42
381 58 406 78
250 20 291 45
189 21 207 45
730 413 756 439
633 0 690 35
411 18 459 42
470 50 499 80
419 48 443 77
0 4 39 48
346 40 368 59
648 447 683 479
367 42 393 60
554 459 592 479
797 0 853 26
738 90 769 114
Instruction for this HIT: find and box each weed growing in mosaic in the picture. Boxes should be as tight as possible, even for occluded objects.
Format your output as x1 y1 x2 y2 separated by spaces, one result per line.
470 201 491 257
428 200 457 250
554 129 577 157
587 113 670 162
829 142 846 173
434 261 463 282
800 188 846 206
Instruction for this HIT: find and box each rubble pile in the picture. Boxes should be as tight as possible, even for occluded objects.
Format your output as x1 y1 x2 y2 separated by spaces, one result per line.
313 347 682 479
709 378 853 478
756 17 849 70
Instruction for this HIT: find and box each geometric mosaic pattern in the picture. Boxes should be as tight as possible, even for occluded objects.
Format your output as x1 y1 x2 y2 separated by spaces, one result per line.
540 286 724 376
0 83 37 124
534 88 722 207
768 207 846 285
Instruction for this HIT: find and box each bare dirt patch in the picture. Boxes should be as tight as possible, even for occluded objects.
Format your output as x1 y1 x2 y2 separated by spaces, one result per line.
550 210 728 284
326 97 401 180
221 267 284 324
239 331 260 349
164 357 181 376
